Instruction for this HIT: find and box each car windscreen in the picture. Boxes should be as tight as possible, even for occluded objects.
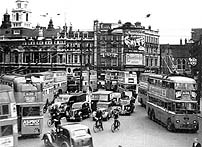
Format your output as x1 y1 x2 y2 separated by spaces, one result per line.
72 129 87 137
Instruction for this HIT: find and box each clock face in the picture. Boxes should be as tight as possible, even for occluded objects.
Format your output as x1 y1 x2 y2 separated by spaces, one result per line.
124 34 145 50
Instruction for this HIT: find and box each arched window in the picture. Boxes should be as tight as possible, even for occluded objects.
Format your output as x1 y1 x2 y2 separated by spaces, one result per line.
182 59 186 69
177 59 181 69
16 13 19 21
14 51 19 63
26 13 29 21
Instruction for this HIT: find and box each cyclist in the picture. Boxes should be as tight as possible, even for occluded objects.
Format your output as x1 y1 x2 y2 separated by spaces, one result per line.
112 108 120 128
50 104 60 126
94 109 103 130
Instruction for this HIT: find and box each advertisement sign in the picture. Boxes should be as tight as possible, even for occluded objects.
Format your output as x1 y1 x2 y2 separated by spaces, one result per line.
23 119 40 126
124 32 145 51
126 53 144 65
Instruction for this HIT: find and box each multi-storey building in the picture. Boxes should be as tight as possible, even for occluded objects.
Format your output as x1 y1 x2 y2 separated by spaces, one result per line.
0 0 95 76
94 20 160 77
160 39 192 75
0 0 160 79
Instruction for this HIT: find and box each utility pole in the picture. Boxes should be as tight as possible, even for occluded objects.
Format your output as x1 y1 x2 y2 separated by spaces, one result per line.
79 38 83 92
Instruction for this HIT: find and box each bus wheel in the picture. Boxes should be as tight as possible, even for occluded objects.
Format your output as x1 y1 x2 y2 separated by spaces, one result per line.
60 141 70 147
140 99 143 107
148 109 152 120
151 111 156 121
167 119 174 132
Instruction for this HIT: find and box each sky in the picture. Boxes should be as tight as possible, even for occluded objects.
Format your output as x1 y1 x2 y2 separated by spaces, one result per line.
1 0 202 44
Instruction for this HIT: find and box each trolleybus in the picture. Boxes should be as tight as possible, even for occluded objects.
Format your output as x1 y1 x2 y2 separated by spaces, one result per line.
0 85 18 147
52 70 67 94
74 70 97 92
117 71 138 97
105 70 119 91
138 73 151 107
27 71 54 103
0 74 44 136
146 74 199 132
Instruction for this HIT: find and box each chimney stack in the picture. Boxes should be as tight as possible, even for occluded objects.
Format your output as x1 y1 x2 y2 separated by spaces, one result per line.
180 39 182 45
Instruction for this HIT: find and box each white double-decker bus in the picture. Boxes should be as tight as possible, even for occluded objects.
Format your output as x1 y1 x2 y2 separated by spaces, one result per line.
52 71 67 94
117 71 138 97
138 73 151 107
27 71 54 103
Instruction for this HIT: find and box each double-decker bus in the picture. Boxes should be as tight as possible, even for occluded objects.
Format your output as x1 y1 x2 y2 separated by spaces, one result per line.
105 70 119 91
52 71 67 94
146 74 199 132
0 85 18 147
27 71 54 103
74 70 97 92
0 74 44 136
117 71 138 97
138 73 151 107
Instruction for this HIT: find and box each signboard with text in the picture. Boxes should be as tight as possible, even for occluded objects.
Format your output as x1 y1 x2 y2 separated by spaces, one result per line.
125 53 144 65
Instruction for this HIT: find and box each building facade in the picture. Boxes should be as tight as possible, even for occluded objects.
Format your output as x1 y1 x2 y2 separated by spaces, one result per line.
160 39 192 75
0 0 95 75
0 0 160 78
94 20 160 77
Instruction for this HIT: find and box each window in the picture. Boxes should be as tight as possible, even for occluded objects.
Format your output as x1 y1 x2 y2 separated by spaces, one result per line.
13 30 20 35
155 58 158 66
0 104 9 119
111 59 117 66
74 55 78 63
26 13 29 21
22 106 40 116
182 59 186 69
16 13 19 21
0 125 13 137
17 3 21 8
177 59 181 69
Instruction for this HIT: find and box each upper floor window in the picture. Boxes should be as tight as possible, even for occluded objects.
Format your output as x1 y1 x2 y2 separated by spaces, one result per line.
17 3 21 8
26 13 28 21
74 55 78 63
16 13 19 21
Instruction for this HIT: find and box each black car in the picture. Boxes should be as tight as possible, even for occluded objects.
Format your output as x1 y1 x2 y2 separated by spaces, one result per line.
67 102 91 121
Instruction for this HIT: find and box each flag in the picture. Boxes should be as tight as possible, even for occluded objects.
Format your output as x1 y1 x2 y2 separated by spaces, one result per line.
146 14 151 18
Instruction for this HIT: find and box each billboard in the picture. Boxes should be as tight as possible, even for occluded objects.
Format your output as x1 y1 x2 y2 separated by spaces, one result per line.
124 32 145 51
125 53 144 65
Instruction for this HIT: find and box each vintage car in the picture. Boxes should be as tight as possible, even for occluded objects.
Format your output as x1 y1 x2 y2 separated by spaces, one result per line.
42 123 94 147
92 101 112 121
66 102 91 121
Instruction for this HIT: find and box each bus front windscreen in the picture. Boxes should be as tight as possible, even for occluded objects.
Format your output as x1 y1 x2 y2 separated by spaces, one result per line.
175 102 197 114
22 106 40 116
16 83 42 92
175 83 197 91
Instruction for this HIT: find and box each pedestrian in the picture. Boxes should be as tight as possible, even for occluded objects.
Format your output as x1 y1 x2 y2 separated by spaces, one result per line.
192 138 201 147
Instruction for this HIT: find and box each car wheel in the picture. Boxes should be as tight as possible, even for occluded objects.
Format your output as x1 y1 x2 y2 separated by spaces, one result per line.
43 137 50 147
167 118 175 132
61 141 70 147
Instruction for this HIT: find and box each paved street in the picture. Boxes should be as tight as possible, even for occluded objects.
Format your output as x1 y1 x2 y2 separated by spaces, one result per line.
18 102 202 147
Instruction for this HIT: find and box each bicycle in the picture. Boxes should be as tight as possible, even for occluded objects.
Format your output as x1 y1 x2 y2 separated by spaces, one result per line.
111 119 120 133
47 118 55 127
93 119 103 133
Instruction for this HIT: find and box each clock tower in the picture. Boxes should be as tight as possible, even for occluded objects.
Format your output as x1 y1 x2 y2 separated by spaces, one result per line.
12 0 32 28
